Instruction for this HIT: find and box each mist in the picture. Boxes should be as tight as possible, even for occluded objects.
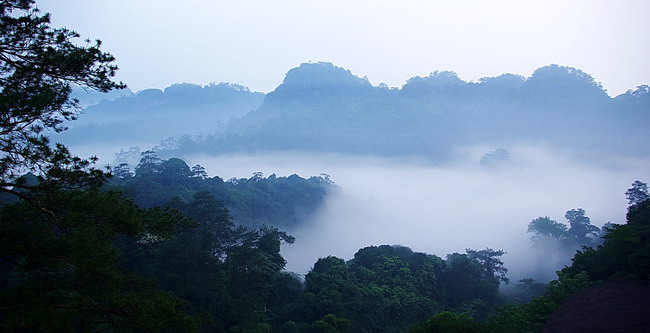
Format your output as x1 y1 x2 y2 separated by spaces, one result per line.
160 145 647 282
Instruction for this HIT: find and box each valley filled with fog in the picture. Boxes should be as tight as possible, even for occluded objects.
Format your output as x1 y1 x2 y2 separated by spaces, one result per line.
69 141 648 282
189 147 647 279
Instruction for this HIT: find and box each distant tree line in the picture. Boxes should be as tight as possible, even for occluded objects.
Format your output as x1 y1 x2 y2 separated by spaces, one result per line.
108 150 333 230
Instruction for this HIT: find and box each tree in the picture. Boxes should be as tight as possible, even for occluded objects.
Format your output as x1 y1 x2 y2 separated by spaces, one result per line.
0 0 124 200
625 180 649 206
191 164 208 179
409 311 486 333
0 189 199 332
444 249 508 320
158 157 192 183
111 162 133 179
565 208 600 245
134 150 162 176
465 248 509 284
527 216 569 243
0 2 202 331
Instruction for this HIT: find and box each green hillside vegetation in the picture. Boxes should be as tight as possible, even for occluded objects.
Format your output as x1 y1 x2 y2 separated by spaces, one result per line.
107 151 333 229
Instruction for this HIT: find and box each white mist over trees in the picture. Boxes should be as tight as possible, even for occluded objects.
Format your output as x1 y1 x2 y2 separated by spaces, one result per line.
51 61 650 283
185 149 647 282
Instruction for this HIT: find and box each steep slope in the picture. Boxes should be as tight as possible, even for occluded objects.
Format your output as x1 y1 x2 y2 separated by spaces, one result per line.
204 62 456 158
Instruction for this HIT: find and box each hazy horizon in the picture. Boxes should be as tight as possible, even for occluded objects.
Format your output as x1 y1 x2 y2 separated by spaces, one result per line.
41 0 650 96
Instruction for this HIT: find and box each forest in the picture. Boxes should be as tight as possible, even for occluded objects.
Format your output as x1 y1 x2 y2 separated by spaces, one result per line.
2 1 650 332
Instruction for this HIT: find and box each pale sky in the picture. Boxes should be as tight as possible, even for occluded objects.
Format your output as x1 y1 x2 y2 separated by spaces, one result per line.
40 0 649 96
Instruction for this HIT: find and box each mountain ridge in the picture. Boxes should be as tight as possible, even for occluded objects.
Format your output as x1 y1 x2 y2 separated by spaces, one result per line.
56 62 649 162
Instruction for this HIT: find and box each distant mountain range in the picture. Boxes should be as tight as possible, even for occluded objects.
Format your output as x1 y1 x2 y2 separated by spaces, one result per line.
56 62 649 161
60 83 265 146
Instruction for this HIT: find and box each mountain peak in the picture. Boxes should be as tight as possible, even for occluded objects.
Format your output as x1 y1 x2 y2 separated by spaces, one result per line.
266 62 373 101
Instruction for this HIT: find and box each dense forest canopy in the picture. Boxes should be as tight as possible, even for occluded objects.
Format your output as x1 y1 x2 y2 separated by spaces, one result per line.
108 151 334 229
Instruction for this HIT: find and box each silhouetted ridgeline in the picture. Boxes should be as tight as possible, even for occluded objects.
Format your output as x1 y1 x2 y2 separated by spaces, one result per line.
60 82 265 145
57 62 648 161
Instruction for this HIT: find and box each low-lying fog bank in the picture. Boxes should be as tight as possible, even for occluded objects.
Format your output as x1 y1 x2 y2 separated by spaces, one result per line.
64 143 649 281
182 145 649 281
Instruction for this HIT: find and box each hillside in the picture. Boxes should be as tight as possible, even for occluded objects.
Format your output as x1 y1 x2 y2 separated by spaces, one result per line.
52 62 649 163
55 82 265 147
182 62 649 161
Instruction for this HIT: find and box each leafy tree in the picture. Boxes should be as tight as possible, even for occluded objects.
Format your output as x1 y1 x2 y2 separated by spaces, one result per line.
134 150 162 177
310 314 351 333
0 0 124 200
565 208 600 245
486 191 650 332
111 162 133 179
444 248 508 320
527 216 569 243
191 164 208 179
0 2 206 331
0 189 198 332
503 278 548 304
158 157 192 184
625 180 649 206
466 248 509 284
409 311 486 333
564 200 650 281
111 160 332 229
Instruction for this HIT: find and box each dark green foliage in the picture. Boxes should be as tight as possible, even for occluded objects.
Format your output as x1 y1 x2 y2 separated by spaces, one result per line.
111 152 332 229
116 191 300 332
565 208 600 245
564 199 650 281
409 311 487 333
0 0 124 195
527 208 601 250
278 245 507 333
444 249 507 320
310 314 351 333
0 189 199 332
626 180 649 206
501 278 548 304
482 194 650 332
527 216 569 243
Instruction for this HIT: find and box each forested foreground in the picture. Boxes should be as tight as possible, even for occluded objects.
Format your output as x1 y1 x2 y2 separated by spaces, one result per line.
2 176 649 332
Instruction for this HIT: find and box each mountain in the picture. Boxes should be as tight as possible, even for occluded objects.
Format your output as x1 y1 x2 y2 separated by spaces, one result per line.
54 82 265 147
185 62 648 160
56 62 649 162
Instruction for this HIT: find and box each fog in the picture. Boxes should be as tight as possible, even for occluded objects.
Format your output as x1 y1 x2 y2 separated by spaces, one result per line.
65 142 648 281
163 145 648 281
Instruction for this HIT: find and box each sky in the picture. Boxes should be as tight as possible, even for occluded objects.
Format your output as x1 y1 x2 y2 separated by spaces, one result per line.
40 0 649 96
